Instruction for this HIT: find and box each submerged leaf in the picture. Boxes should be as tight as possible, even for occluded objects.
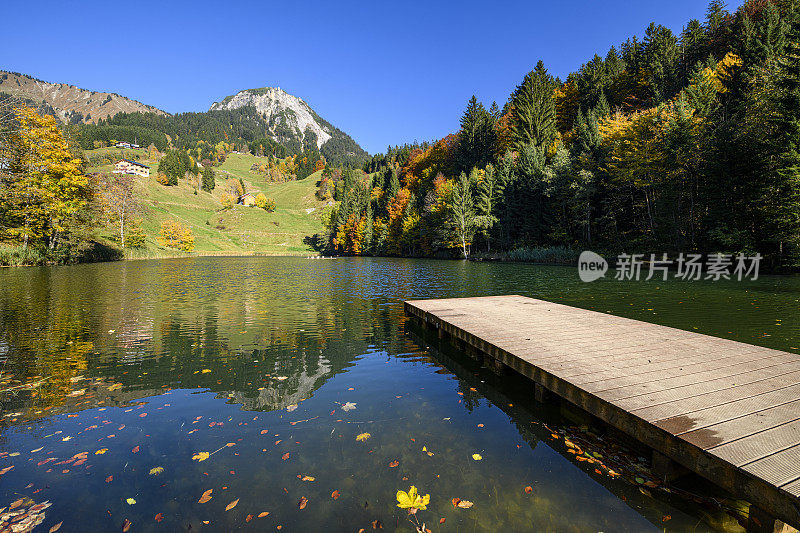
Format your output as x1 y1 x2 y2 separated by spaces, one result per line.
192 452 210 462
225 498 239 511
149 467 164 476
198 489 213 504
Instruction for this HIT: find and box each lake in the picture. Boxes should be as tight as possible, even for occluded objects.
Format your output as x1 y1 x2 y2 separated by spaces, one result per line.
0 257 797 532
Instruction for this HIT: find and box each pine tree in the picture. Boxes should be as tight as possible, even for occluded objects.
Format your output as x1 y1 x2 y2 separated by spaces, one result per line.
510 61 557 153
201 166 215 192
457 96 493 172
766 10 800 261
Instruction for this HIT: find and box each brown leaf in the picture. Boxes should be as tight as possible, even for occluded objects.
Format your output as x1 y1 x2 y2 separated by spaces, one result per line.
105 475 113 483
9 498 24 510
282 452 290 461
245 514 253 522
457 500 474 509
257 512 269 518
662 515 672 522
331 490 340 500
154 513 164 522
49 522 63 533
122 518 132 532
372 520 383 529
225 498 239 511
388 460 399 468
198 489 213 504
524 486 533 494
298 496 308 510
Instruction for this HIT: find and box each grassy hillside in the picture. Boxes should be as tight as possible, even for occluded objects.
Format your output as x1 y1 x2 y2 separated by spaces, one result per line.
87 151 328 258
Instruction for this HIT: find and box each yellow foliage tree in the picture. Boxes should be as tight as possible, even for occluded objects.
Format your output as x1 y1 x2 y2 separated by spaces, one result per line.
0 104 92 249
159 220 194 251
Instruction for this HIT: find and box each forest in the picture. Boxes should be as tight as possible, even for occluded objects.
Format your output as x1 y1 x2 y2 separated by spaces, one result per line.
73 107 368 169
321 0 800 269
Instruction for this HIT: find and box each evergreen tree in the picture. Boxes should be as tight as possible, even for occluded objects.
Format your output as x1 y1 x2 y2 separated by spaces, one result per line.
201 166 215 192
510 61 557 153
457 96 494 172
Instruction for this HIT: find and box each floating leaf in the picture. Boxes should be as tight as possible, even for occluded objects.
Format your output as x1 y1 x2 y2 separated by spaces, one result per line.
201 369 211 374
276 376 288 381
331 490 340 500
131 446 140 454
105 475 113 483
95 448 109 455
396 486 429 510
388 460 399 468
301 475 315 482
49 522 63 532
298 496 308 509
192 452 210 462
198 489 213 504
154 513 164 522
225 498 239 511
439 518 446 524
371 519 383 529
126 498 136 505
108 383 123 391
451 498 461 508
471 453 482 461
356 433 371 442
524 486 533 494
245 514 253 522
340 402 357 412
257 512 269 518
122 518 131 532
286 404 298 412
457 500 474 509
282 452 290 461
149 467 164 476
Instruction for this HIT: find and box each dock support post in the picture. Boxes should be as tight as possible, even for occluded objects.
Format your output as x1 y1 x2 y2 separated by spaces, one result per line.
534 382 553 403
651 450 688 483
746 505 796 533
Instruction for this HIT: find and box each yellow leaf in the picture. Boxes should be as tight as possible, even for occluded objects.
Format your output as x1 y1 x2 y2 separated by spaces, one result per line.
355 433 371 442
201 369 211 374
192 451 210 462
472 453 482 461
149 466 164 476
126 498 136 505
396 486 430 510
95 448 108 455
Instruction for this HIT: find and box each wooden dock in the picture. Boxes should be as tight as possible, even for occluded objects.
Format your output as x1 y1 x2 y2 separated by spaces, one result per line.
404 295 800 531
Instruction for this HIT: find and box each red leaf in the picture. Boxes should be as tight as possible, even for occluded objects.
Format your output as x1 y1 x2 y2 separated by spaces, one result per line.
331 490 340 500
451 498 461 508
388 460 399 468
439 518 446 524
154 513 163 522
282 452 290 461
524 486 533 494
105 475 113 483
131 446 139 454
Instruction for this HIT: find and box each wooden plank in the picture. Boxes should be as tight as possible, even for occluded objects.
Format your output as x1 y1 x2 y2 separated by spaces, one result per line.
404 295 800 529
710 419 800 466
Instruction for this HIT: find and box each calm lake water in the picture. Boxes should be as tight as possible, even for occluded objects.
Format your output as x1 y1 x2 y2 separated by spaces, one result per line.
0 257 797 532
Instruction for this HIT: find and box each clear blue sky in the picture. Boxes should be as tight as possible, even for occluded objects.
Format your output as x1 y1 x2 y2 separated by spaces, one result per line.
3 0 742 155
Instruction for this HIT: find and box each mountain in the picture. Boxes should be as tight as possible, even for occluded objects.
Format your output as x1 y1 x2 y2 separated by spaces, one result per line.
0 70 168 124
209 87 365 157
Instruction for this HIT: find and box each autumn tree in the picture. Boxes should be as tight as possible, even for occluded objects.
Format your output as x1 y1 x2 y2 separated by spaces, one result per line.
0 103 93 250
100 172 141 248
